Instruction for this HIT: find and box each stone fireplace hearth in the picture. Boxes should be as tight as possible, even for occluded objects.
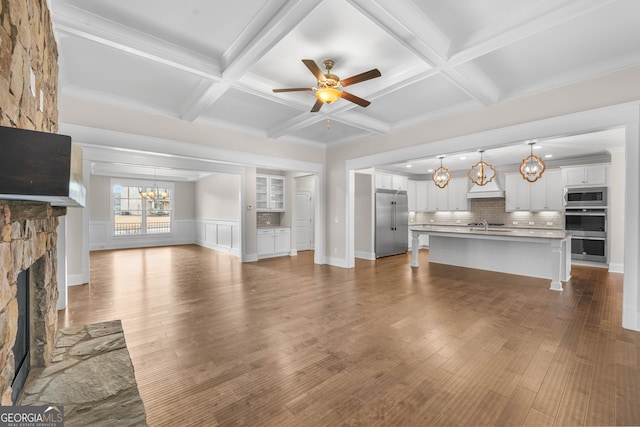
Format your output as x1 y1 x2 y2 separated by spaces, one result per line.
0 201 65 404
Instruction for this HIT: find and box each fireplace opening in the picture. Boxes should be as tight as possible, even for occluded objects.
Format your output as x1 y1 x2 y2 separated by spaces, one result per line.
12 269 30 404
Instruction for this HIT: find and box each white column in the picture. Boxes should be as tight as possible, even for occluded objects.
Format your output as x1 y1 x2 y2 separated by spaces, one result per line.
623 113 640 331
549 239 563 292
56 216 67 309
410 231 420 267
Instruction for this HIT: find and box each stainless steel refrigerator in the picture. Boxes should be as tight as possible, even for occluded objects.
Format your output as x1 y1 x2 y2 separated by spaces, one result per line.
375 189 409 258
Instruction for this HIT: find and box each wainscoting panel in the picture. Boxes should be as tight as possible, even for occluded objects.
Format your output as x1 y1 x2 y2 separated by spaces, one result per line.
196 220 241 257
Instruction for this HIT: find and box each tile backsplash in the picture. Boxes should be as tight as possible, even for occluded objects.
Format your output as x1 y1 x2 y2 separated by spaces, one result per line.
257 212 281 227
411 198 563 229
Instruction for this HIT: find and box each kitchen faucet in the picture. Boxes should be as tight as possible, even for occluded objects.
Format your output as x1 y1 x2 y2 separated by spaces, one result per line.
482 219 488 232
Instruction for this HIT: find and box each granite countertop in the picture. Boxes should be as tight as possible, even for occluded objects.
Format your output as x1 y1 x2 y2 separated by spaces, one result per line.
409 224 570 239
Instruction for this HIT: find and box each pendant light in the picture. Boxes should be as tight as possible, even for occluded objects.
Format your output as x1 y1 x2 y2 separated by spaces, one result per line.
468 150 496 186
519 141 545 182
432 156 451 189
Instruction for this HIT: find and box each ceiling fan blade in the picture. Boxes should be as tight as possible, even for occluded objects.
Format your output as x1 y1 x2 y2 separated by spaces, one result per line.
302 59 326 82
340 69 381 87
272 88 313 93
310 99 323 112
341 91 371 108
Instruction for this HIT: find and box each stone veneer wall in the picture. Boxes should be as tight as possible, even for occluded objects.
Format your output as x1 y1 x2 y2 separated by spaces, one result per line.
0 0 60 405
0 203 65 404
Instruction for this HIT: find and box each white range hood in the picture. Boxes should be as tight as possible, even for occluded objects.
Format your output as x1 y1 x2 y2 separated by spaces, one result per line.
466 179 505 199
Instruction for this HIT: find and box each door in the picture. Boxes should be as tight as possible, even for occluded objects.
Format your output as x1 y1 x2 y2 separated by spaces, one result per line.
295 191 313 251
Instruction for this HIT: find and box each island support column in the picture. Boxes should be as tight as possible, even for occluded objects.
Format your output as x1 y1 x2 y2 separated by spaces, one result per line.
411 231 420 267
550 238 566 291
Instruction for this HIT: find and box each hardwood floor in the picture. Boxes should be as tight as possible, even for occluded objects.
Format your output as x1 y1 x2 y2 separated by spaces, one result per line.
59 245 640 426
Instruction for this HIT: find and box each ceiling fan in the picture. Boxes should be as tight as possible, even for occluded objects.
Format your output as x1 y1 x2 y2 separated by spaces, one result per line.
272 59 381 112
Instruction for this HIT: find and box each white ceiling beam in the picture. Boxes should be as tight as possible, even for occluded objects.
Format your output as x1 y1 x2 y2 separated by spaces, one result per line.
180 82 231 122
449 0 617 66
177 0 324 122
222 0 323 79
349 0 499 105
268 113 323 139
52 11 221 80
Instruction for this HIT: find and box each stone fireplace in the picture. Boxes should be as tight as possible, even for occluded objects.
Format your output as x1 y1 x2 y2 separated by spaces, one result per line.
1 0 62 405
0 201 65 404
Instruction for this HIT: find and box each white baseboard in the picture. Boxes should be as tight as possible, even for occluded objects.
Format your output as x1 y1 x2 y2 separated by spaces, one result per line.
289 249 298 256
67 273 88 286
243 253 258 262
608 263 624 273
354 250 376 260
326 256 349 269
196 240 240 258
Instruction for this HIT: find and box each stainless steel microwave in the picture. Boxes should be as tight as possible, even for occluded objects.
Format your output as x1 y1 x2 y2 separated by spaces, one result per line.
565 187 607 207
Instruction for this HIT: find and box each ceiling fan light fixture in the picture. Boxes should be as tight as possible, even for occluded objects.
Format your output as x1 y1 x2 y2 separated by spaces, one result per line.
316 87 341 104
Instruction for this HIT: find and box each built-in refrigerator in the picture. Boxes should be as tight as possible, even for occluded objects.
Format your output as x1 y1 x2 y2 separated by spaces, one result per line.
375 189 408 258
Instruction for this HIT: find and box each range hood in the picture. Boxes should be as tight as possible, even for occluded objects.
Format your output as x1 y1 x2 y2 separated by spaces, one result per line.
466 178 505 199
0 125 85 207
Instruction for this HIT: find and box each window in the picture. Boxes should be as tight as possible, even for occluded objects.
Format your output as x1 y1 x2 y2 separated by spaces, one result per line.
113 182 173 236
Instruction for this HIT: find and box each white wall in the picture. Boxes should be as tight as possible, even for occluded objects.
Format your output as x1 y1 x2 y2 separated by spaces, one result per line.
354 173 374 259
195 174 240 220
609 149 625 272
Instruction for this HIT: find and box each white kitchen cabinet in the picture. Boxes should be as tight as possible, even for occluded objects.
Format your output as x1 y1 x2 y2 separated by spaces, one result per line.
408 180 429 212
425 178 468 211
257 227 291 258
426 181 448 211
257 228 275 256
274 228 291 254
375 173 393 189
505 173 531 211
256 175 285 212
375 172 408 191
407 180 417 212
392 175 408 191
448 178 470 211
416 181 429 211
530 170 563 211
562 165 607 186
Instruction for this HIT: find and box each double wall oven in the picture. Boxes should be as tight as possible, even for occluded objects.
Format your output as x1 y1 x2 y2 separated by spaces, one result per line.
564 187 607 262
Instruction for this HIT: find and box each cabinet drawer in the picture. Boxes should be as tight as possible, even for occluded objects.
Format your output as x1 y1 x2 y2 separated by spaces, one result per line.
257 229 275 236
274 228 290 235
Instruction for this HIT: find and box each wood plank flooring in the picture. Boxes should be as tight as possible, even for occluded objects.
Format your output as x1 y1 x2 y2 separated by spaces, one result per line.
58 245 640 426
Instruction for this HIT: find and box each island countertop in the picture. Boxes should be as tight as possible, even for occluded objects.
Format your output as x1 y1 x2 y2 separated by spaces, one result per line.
409 225 570 240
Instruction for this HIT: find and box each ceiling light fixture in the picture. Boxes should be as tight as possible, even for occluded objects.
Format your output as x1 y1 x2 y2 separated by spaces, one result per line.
432 156 451 189
315 87 341 104
520 141 545 182
468 150 496 186
139 168 167 206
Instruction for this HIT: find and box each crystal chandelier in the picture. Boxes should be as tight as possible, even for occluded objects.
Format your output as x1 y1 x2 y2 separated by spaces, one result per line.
139 168 167 204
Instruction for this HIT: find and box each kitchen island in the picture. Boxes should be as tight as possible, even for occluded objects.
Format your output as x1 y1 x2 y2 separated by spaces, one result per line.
410 225 571 291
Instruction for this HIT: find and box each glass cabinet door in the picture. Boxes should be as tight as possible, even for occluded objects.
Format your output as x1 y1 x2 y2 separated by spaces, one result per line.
256 176 269 210
269 176 285 211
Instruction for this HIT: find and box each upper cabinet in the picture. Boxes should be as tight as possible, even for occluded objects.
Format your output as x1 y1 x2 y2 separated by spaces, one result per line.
375 172 408 191
426 177 469 212
562 165 607 187
408 180 429 212
506 169 563 212
256 174 285 212
530 169 563 211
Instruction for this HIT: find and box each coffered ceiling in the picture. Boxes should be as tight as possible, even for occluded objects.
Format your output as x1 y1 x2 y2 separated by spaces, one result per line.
50 0 640 148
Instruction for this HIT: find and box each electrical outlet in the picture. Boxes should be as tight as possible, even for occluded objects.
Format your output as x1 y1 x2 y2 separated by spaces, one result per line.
430 219 434 223
266 221 270 225
546 221 553 226
334 217 339 223
512 221 518 225
528 221 535 225
456 220 461 224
